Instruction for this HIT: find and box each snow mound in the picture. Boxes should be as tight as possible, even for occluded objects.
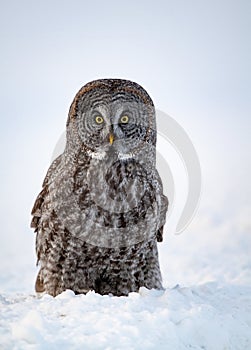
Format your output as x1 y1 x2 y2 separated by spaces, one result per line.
1 283 251 350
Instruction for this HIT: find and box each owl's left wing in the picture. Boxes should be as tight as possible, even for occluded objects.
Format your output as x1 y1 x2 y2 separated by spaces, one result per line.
156 193 168 242
154 169 168 242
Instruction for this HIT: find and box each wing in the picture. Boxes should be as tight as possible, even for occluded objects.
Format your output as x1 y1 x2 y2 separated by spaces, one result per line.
31 155 64 294
30 154 63 231
155 170 169 242
156 193 168 242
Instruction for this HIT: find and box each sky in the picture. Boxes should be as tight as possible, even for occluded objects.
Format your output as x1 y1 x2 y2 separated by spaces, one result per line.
0 0 250 281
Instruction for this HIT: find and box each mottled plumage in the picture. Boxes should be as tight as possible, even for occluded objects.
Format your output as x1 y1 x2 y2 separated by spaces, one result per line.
31 79 168 296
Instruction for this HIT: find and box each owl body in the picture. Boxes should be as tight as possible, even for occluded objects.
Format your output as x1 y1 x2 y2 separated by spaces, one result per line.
31 79 168 296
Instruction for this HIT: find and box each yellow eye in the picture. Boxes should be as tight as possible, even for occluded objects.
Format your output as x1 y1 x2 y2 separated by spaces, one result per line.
120 115 129 124
95 115 104 124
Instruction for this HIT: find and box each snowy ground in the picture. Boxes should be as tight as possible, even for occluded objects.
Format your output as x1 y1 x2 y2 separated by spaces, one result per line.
1 284 251 350
1 206 251 350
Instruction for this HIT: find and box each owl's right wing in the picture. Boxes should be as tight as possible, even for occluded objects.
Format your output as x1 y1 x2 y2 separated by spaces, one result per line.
30 154 63 231
31 155 64 294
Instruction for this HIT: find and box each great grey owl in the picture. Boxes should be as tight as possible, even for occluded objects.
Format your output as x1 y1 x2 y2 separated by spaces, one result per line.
31 79 168 297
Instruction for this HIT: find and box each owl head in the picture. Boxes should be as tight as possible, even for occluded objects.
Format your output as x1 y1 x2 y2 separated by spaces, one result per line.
65 79 157 164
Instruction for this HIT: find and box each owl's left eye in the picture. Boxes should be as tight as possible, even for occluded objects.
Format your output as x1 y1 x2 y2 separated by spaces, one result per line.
120 115 129 124
95 115 104 124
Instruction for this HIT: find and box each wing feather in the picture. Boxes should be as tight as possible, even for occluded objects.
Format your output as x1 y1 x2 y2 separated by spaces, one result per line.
30 154 62 231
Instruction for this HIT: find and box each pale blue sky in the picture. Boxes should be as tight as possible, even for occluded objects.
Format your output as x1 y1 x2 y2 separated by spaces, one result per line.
0 0 250 255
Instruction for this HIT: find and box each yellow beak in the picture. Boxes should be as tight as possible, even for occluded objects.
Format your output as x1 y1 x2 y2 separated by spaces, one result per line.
109 133 114 145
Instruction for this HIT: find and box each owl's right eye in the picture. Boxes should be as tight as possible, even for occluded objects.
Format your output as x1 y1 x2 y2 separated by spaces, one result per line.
95 115 104 124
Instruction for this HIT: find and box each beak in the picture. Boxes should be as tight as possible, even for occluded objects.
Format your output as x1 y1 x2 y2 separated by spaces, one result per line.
109 133 114 145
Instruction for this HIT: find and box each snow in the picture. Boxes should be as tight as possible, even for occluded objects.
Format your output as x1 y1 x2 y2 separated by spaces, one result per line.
1 284 251 350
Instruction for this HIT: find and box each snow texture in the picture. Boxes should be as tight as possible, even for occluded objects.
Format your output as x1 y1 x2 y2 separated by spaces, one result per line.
1 284 251 350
